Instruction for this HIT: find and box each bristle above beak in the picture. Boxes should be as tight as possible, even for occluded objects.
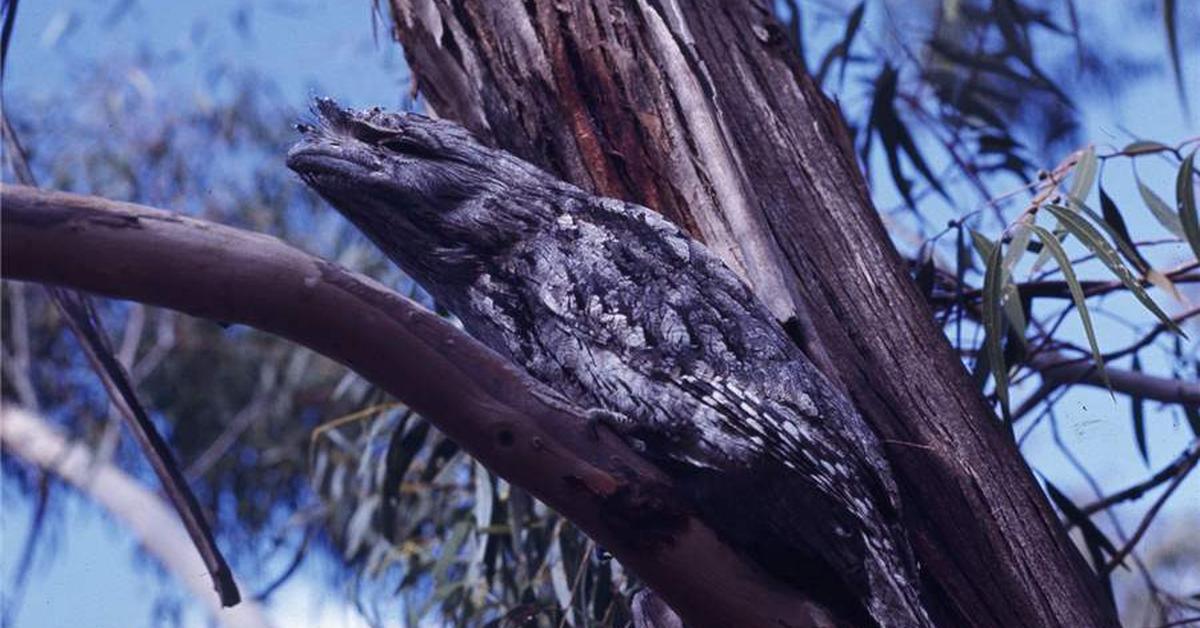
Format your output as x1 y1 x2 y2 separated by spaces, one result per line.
313 97 352 130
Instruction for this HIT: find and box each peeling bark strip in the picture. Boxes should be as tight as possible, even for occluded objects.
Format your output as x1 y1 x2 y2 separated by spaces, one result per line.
387 2 1118 626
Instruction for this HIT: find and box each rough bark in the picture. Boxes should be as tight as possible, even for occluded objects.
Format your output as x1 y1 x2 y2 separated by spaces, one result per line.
386 2 1118 626
290 102 930 626
1 184 838 628
0 407 273 628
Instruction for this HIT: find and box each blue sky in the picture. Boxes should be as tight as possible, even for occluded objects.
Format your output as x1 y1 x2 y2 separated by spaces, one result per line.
3 3 404 626
5 0 404 108
2 1 1197 626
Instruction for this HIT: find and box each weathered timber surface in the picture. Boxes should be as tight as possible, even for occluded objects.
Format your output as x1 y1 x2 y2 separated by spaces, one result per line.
1 184 838 628
386 1 1117 626
289 103 932 626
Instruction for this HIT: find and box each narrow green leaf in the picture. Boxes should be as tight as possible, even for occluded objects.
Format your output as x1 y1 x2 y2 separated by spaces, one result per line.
1003 221 1032 271
592 556 614 621
1045 480 1122 576
1098 185 1150 273
433 520 471 585
1031 225 1110 392
470 462 497 587
979 134 1020 154
813 43 846 87
1002 282 1028 344
1130 355 1148 465
549 536 575 625
957 226 974 273
387 419 432 489
473 462 495 531
1001 223 1031 344
1033 146 1096 272
916 251 936 299
1069 146 1098 208
420 436 462 483
344 495 380 558
837 2 866 86
1162 0 1190 116
1177 150 1200 261
418 582 467 619
1064 0 1084 67
1138 178 1186 238
1043 482 1096 546
1121 140 1171 156
1030 234 1056 274
1079 195 1181 299
1043 204 1179 333
954 227 971 347
970 229 995 259
981 238 1010 421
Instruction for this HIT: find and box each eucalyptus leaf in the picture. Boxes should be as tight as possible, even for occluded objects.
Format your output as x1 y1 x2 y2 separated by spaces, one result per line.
1043 205 1178 333
1031 225 1110 392
469 462 498 591
1121 140 1171 156
1137 178 1185 238
837 2 866 86
345 495 380 558
1002 282 1028 347
1045 480 1121 577
1162 0 1189 115
1079 193 1182 298
981 237 1010 420
433 521 471 586
1003 221 1032 272
1177 150 1199 261
1069 146 1098 207
970 229 995 260
1130 355 1148 465
1098 185 1150 274
1032 147 1096 273
549 535 576 627
1001 222 1032 341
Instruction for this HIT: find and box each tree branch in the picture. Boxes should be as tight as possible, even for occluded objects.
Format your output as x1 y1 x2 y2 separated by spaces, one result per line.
386 3 1119 625
1027 351 1200 407
936 274 1198 410
1081 441 1200 517
4 105 240 606
0 406 273 628
0 184 835 628
1101 442 1200 574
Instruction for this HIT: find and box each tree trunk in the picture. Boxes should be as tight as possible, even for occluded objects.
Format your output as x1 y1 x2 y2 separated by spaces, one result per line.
386 1 1117 626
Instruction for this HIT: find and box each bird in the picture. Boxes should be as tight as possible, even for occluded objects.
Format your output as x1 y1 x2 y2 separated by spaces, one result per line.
288 98 932 627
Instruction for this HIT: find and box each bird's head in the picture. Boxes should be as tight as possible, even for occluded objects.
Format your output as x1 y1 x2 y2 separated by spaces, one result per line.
287 98 563 290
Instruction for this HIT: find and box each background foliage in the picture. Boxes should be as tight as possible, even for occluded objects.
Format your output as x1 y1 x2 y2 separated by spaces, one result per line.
1 1 1197 626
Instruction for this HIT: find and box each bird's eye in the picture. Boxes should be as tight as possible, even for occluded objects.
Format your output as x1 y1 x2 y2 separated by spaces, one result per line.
378 136 445 161
349 119 446 161
350 121 396 145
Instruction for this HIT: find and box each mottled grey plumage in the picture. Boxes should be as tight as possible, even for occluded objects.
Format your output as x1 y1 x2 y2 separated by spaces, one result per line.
288 99 931 627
